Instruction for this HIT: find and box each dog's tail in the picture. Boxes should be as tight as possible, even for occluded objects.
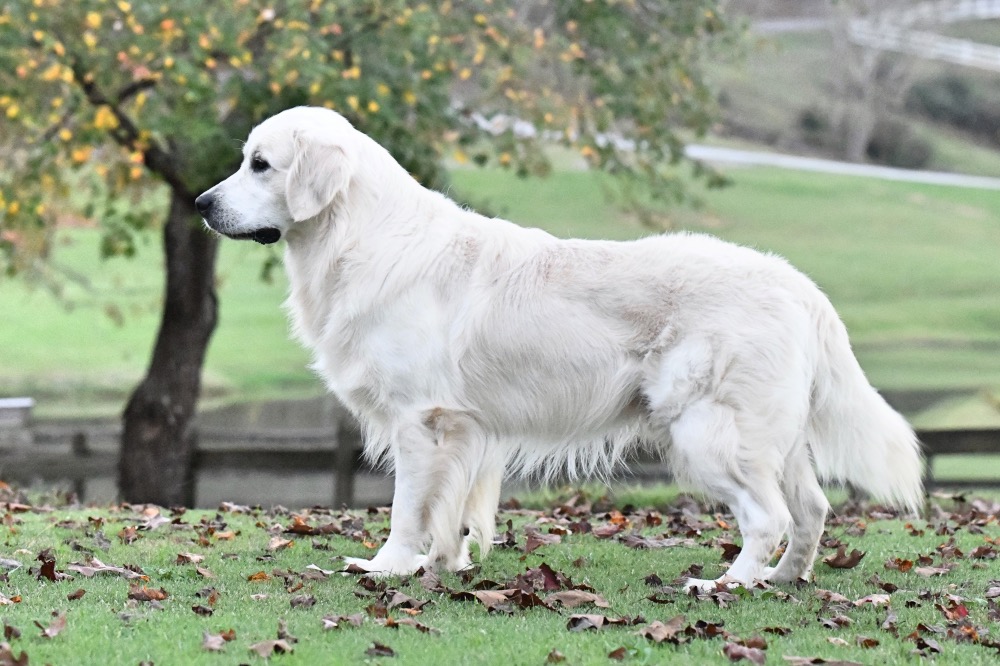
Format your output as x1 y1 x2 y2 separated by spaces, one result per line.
805 302 924 514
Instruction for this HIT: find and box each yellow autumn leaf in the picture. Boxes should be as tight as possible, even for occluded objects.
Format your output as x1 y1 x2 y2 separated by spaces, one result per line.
93 105 119 130
367 100 379 113
85 12 101 29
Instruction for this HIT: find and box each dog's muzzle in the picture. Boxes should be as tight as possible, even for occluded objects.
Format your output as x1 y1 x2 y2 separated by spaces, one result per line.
194 192 281 245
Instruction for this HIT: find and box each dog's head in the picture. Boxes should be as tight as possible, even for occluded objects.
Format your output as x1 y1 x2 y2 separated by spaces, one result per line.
196 106 359 244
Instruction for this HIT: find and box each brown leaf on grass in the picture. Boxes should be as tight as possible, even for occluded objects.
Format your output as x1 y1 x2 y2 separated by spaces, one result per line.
68 558 146 580
191 605 214 616
267 536 293 552
636 616 687 644
249 639 293 658
783 658 863 666
34 612 67 639
855 635 879 649
386 590 431 611
885 557 913 573
0 644 28 666
290 594 316 609
378 617 440 634
35 549 72 582
602 645 632 661
128 584 168 602
365 642 395 658
175 552 205 565
202 632 226 651
867 573 898 593
523 526 561 554
818 615 852 629
4 623 21 640
882 610 899 636
815 589 851 604
545 590 610 609
718 540 743 563
67 588 86 601
546 649 566 663
969 545 997 559
247 571 271 582
823 546 865 569
762 626 792 636
471 590 514 614
567 614 643 632
322 613 364 630
854 594 891 607
195 586 220 606
117 526 140 545
914 565 953 577
0 594 19 606
620 534 695 550
723 642 766 665
592 523 624 539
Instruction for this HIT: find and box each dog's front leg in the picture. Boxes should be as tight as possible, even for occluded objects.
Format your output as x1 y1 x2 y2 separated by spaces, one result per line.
344 411 482 576
343 425 435 576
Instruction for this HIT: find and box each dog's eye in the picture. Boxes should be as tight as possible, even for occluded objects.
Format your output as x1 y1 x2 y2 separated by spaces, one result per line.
249 155 270 173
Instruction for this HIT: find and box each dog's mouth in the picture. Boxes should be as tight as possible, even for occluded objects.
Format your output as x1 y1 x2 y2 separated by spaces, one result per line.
229 228 282 245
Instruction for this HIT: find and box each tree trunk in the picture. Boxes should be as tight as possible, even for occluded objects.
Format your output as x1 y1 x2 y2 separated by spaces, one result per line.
118 189 218 506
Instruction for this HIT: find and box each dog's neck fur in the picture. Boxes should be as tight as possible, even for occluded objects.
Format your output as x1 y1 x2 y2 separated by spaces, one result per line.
281 138 445 350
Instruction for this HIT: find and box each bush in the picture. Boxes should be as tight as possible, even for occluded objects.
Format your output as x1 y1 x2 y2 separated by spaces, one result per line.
907 73 1000 145
865 117 933 169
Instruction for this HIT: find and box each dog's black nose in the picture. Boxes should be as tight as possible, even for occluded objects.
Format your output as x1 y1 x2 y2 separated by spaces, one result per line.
195 192 214 216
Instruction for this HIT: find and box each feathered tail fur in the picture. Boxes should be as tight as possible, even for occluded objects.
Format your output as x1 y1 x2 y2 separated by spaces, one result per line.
806 305 924 514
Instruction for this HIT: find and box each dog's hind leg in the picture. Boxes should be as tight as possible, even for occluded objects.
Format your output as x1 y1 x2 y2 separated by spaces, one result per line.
459 450 505 567
763 442 829 583
663 399 792 591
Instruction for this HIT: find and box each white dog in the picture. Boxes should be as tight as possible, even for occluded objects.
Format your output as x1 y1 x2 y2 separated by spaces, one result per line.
197 106 923 589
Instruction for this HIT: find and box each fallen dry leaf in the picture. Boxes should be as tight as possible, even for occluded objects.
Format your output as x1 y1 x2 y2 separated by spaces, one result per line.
823 545 865 569
0 643 28 666
365 642 395 658
322 613 364 630
68 558 146 580
202 632 226 651
637 616 687 644
176 552 205 565
723 641 766 665
546 649 566 663
127 584 168 602
545 590 610 609
608 646 628 660
247 571 271 582
248 639 293 658
853 594 891 607
34 612 67 639
267 536 293 552
67 589 85 601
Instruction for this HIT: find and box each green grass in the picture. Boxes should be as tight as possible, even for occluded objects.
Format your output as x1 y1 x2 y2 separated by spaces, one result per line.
2 488 1000 665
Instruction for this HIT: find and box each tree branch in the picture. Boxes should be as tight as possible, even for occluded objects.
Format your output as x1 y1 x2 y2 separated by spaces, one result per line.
68 57 195 201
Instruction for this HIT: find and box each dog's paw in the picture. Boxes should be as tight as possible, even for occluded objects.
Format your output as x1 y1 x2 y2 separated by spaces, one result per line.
684 575 744 593
760 566 776 581
341 553 428 578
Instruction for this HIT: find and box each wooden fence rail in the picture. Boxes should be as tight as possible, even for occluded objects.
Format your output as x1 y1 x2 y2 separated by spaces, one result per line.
1 422 999 505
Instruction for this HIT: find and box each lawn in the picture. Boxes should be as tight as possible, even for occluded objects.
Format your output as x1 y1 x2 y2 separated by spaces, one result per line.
1 164 1000 422
1 485 999 665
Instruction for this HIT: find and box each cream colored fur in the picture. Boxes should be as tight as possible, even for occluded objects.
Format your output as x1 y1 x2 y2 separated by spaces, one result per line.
198 107 924 589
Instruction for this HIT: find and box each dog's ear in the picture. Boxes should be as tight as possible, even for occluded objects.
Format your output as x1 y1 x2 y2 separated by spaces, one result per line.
285 131 353 221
